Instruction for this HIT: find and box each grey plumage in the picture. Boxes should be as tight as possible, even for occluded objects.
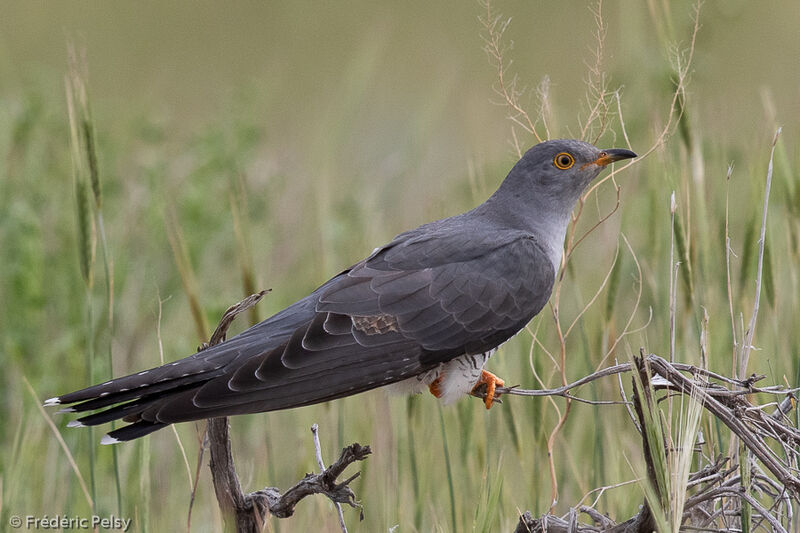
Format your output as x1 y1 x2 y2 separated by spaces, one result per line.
47 139 636 442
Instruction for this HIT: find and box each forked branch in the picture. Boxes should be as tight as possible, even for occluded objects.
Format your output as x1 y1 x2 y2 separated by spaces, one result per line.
201 292 370 533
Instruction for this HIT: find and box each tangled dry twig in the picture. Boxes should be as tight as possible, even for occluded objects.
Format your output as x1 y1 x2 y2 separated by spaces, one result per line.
500 353 799 532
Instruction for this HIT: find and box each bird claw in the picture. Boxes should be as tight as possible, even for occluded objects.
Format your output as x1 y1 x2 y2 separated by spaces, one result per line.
471 370 505 409
430 371 506 408
429 376 443 398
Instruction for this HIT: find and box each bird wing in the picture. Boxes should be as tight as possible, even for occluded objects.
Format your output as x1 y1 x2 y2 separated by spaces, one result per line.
55 226 554 441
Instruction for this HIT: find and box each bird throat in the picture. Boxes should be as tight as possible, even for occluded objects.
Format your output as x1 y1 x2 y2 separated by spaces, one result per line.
530 212 570 274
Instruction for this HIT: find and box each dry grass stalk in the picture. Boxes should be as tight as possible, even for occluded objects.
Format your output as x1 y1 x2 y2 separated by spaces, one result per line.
595 234 650 370
536 76 553 140
25 377 93 509
724 164 738 373
65 73 96 289
478 0 543 156
67 40 126 514
153 293 195 501
165 207 211 341
579 0 614 144
738 128 782 378
65 39 124 513
229 172 261 325
480 0 703 508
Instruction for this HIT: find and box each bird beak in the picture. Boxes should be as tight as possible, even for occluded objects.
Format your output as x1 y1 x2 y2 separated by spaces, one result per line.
589 148 638 168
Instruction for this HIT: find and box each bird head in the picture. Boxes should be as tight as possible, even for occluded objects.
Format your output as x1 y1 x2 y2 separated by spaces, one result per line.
514 139 637 207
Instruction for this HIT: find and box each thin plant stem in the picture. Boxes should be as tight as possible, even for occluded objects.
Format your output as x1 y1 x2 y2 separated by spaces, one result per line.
97 211 122 515
24 377 94 509
739 128 781 377
438 405 457 532
85 286 97 513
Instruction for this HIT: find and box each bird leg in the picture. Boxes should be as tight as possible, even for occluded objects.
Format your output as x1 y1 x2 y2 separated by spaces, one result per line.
472 370 505 409
428 377 444 399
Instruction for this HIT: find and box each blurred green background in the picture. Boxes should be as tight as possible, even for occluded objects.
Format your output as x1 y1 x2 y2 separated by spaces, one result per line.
1 1 799 531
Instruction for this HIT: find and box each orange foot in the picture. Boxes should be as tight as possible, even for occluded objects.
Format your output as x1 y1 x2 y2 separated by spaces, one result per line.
472 370 505 409
429 376 444 398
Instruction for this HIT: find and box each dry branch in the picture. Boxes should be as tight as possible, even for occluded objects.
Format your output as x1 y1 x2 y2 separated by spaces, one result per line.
503 352 799 532
200 292 370 533
208 418 370 528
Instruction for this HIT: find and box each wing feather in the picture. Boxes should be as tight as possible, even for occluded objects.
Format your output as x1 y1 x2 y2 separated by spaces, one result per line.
52 221 556 441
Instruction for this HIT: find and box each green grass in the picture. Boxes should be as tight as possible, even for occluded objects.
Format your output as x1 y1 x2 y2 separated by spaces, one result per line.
1 2 800 531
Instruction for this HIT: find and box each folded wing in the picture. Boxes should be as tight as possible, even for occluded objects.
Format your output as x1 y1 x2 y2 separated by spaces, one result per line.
53 226 554 442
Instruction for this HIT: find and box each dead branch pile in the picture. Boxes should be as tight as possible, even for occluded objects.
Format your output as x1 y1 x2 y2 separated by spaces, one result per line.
509 353 799 533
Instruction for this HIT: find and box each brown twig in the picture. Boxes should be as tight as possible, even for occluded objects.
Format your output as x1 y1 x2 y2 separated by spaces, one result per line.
254 442 370 520
201 291 370 532
207 420 370 531
473 358 792 404
197 290 270 350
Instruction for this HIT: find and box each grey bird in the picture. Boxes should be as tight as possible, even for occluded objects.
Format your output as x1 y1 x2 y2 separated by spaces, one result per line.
46 139 636 443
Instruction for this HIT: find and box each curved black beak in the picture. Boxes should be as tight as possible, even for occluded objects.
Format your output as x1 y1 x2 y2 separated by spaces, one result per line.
593 148 637 167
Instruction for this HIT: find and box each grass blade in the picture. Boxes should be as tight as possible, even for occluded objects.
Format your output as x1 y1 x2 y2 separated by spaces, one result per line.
438 405 457 532
165 207 210 341
23 376 93 510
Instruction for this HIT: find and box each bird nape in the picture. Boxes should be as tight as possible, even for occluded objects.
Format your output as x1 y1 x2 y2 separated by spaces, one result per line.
46 139 636 444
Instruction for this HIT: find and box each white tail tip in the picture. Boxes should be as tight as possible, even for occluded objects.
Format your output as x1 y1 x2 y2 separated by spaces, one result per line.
100 435 120 445
44 397 61 406
67 420 85 428
56 407 76 414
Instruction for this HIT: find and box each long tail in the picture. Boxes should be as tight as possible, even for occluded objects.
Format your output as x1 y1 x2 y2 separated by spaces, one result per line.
45 296 318 443
45 346 236 442
45 302 431 443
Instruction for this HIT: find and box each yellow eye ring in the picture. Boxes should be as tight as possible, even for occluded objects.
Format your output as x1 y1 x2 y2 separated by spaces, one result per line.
554 152 575 170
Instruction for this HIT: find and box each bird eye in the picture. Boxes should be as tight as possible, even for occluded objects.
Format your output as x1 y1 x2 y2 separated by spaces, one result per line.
553 152 574 170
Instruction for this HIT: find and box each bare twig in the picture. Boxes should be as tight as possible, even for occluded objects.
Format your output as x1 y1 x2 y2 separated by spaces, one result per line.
311 424 349 533
208 419 370 531
202 292 370 532
475 362 631 400
476 358 792 403
198 290 270 350
254 442 370 520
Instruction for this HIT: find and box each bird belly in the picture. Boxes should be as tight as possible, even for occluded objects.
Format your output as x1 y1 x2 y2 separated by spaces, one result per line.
385 349 496 404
